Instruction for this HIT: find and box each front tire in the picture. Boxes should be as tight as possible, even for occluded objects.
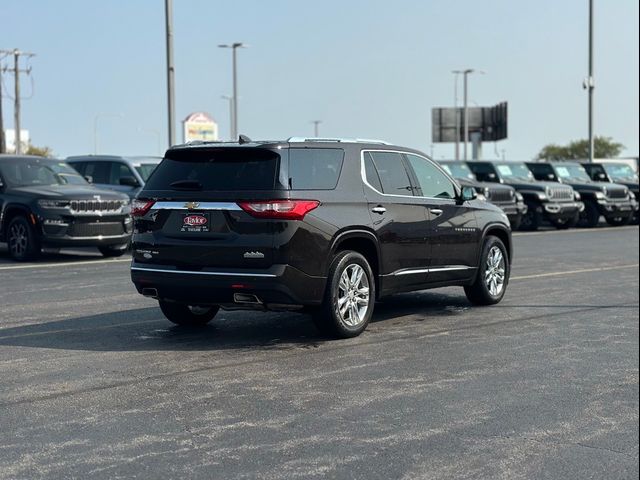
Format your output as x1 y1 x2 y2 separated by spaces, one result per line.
579 201 600 228
465 236 510 306
158 300 219 326
519 204 541 231
7 216 41 261
312 251 375 338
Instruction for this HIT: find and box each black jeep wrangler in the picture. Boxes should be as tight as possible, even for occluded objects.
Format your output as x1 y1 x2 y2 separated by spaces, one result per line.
439 160 527 230
526 161 637 227
131 137 512 338
466 161 583 231
581 162 639 224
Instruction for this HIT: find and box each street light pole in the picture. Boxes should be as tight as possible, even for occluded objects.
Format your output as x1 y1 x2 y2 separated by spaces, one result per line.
462 69 484 161
218 43 246 140
165 0 176 147
451 70 463 160
221 95 233 140
311 120 322 137
587 0 595 162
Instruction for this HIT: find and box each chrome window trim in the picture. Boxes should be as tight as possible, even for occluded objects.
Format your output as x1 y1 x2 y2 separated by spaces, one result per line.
150 201 242 211
360 149 460 201
131 266 277 277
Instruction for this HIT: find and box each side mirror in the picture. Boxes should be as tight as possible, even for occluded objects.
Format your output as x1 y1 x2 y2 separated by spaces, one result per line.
597 173 607 181
461 186 478 201
84 175 93 183
547 173 555 180
119 176 140 188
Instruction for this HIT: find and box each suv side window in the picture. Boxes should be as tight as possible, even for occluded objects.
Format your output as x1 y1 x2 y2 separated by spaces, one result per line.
363 152 383 192
369 152 414 196
528 163 554 181
83 162 111 184
111 162 135 185
70 162 87 176
468 162 497 182
288 148 344 190
405 154 456 199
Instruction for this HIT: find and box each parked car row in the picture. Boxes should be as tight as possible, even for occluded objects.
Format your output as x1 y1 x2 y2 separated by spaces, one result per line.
439 159 638 231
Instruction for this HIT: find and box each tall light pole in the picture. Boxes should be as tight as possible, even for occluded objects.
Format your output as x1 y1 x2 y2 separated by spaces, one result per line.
462 69 484 161
218 43 246 140
311 120 322 137
586 0 595 162
221 95 234 140
451 70 463 160
165 0 176 147
94 113 123 154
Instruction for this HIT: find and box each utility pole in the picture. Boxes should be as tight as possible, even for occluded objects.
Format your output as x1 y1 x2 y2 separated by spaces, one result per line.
587 0 595 162
0 49 34 155
311 120 322 137
165 0 176 147
0 61 4 153
461 68 484 161
451 70 463 160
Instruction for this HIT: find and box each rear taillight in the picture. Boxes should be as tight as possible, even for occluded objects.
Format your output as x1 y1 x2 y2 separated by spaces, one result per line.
131 199 155 217
237 200 320 220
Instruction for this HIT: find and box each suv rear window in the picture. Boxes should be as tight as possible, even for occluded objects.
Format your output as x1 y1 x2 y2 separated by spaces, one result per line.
144 148 279 191
288 148 344 190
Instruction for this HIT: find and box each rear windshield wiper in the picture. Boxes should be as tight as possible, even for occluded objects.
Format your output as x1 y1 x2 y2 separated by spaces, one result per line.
169 179 203 190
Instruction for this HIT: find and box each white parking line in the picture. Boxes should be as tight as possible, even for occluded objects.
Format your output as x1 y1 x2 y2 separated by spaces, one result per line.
514 226 638 236
0 258 131 271
512 263 639 280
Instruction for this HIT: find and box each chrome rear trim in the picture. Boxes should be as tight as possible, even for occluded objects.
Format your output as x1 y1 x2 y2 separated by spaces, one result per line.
151 202 242 211
391 265 474 276
131 266 277 277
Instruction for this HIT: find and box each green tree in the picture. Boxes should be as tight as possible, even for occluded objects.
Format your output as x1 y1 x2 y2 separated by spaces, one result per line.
535 136 624 160
24 144 53 157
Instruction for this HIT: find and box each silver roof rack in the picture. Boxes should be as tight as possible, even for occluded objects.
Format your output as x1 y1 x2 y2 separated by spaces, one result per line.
286 137 392 145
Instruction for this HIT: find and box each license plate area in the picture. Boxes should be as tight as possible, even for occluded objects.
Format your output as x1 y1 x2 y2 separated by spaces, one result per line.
180 212 210 233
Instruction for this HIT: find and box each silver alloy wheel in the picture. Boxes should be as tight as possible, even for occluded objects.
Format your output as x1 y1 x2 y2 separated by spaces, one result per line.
8 223 28 257
337 263 370 327
485 246 506 296
188 305 212 315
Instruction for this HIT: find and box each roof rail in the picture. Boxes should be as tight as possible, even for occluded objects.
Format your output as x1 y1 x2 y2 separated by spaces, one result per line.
287 137 392 145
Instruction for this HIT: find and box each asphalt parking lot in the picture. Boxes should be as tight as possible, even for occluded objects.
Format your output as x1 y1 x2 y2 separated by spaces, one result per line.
0 226 638 479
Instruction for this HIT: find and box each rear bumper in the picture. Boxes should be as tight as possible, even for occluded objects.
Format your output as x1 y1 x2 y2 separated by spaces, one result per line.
42 234 131 247
130 262 326 308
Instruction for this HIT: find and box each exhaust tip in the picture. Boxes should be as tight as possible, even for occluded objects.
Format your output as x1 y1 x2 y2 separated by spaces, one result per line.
141 288 158 298
233 293 262 305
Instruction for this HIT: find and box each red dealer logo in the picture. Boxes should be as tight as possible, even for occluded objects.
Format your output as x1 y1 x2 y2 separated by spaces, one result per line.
183 215 207 226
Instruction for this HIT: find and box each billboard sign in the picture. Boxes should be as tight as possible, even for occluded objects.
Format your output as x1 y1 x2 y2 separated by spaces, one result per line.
432 102 507 143
182 112 218 143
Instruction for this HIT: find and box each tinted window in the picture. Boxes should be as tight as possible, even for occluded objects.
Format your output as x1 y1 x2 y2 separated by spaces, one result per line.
135 164 160 181
0 158 87 187
144 148 279 191
406 154 456 199
369 152 413 195
288 148 343 190
364 152 383 192
111 162 134 184
83 162 111 184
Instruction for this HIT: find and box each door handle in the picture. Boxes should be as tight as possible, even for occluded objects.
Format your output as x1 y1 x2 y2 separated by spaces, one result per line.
430 208 443 217
371 206 386 214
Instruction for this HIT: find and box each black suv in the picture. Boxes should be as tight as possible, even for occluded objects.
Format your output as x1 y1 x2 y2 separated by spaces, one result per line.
130 138 512 338
582 162 639 224
439 160 527 230
0 155 132 260
467 161 583 230
526 161 637 227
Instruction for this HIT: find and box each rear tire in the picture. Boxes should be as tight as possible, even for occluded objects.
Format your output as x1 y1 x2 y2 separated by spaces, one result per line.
465 236 510 306
312 251 375 338
158 300 219 326
99 244 128 257
7 216 41 261
579 201 600 228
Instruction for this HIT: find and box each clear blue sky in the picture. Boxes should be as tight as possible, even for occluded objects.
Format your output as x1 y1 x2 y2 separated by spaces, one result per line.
1 0 638 159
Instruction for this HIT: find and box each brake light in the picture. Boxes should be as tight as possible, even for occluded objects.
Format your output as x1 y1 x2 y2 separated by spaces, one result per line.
131 199 155 217
237 200 320 220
